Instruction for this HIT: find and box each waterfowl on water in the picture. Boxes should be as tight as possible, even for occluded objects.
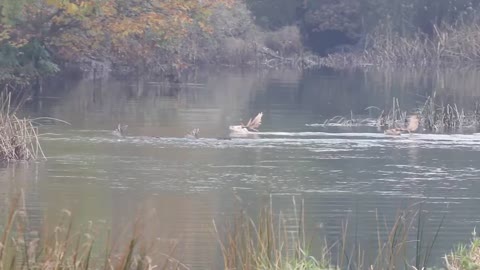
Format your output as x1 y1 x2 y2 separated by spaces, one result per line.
229 112 263 135
384 115 420 136
185 128 200 139
113 124 128 137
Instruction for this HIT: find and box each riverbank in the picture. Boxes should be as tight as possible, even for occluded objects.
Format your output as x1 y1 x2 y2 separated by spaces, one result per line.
4 0 480 92
0 0 306 91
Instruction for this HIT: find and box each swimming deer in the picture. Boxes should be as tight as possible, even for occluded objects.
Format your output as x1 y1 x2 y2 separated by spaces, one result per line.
384 115 419 136
113 124 128 137
229 112 263 135
185 128 200 139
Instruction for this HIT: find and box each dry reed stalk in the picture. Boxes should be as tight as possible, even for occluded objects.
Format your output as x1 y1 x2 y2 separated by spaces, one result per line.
376 97 408 130
0 92 45 161
420 91 480 132
214 198 333 270
0 191 185 270
317 16 480 69
215 197 449 270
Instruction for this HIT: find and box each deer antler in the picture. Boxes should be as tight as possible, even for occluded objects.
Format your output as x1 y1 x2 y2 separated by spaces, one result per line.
186 128 200 138
243 112 263 131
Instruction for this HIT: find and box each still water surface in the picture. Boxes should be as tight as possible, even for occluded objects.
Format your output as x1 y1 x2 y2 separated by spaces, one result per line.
4 68 480 268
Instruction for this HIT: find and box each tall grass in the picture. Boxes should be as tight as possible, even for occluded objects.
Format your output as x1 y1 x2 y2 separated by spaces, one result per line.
0 191 473 270
214 198 446 270
0 191 187 270
378 94 480 133
327 206 445 270
375 20 480 67
214 198 332 270
445 230 480 270
376 97 408 130
320 17 480 68
0 92 44 161
321 93 480 133
418 92 480 132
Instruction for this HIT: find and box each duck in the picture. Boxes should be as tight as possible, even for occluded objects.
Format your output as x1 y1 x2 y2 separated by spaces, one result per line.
384 115 419 136
113 124 128 137
185 128 200 139
229 112 263 136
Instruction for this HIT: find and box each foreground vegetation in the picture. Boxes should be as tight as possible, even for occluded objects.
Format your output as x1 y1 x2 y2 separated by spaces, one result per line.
446 234 480 270
1 192 479 270
215 198 450 270
0 93 43 161
0 192 187 270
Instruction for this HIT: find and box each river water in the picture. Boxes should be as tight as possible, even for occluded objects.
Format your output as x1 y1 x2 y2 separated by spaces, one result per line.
4 67 480 269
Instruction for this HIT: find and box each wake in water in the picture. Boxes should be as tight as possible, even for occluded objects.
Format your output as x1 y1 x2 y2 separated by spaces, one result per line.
306 117 378 127
112 112 265 140
93 110 480 150
41 127 480 153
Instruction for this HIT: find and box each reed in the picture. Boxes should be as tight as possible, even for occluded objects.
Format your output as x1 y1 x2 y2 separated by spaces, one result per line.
333 206 445 270
0 92 44 161
420 92 480 132
322 93 480 134
376 97 409 130
214 197 333 270
318 98 410 130
215 198 447 270
0 191 466 270
317 16 480 69
0 191 186 270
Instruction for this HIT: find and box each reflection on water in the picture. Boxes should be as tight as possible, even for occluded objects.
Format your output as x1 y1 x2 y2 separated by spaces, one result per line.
5 67 480 268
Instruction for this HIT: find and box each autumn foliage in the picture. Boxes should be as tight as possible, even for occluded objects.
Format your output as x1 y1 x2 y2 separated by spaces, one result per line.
0 0 233 85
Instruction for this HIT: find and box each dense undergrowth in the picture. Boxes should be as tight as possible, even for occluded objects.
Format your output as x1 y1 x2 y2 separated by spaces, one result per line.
323 20 480 69
0 0 306 90
3 0 480 91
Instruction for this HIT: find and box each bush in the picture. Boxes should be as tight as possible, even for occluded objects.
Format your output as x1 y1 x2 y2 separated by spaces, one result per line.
219 37 255 65
264 25 303 56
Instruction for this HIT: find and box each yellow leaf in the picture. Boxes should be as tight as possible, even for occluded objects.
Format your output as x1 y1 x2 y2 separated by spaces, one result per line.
66 3 79 14
46 0 59 6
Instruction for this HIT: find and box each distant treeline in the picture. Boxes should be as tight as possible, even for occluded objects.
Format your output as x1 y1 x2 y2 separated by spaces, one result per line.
1 0 480 90
248 0 480 54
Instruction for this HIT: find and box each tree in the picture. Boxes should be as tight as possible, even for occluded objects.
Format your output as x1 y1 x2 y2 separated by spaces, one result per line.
0 0 233 87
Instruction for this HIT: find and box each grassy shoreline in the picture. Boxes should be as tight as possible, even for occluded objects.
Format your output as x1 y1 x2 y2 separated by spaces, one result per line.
0 193 477 270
